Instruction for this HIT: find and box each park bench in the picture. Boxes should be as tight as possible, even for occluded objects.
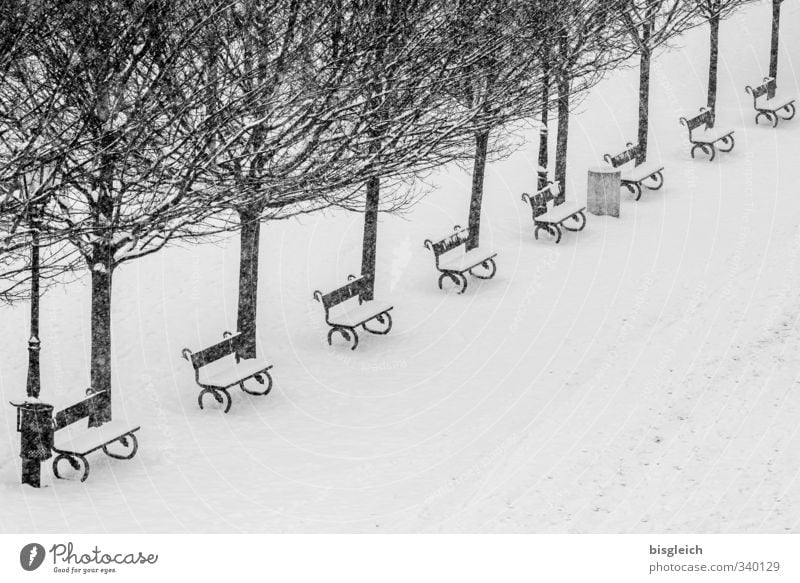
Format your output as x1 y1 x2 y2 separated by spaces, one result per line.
313 274 393 350
51 389 140 482
745 77 796 127
520 182 586 244
603 142 664 201
424 225 497 294
181 331 273 413
679 107 735 161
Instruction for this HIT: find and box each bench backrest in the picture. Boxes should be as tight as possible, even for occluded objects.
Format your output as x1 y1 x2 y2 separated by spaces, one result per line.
522 182 560 219
680 108 714 133
424 226 469 258
604 143 640 168
316 275 369 311
54 390 110 431
746 77 776 101
187 332 246 369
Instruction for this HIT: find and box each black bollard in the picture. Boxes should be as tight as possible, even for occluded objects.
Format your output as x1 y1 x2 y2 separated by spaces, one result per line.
11 401 54 488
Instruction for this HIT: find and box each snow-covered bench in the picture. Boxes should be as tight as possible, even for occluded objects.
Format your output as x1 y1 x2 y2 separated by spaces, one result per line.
424 225 497 294
313 275 393 350
51 389 140 482
603 143 664 201
521 182 586 244
745 77 796 127
679 107 735 161
181 331 273 413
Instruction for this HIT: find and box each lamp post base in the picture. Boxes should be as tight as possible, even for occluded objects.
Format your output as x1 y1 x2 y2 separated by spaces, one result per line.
21 458 43 488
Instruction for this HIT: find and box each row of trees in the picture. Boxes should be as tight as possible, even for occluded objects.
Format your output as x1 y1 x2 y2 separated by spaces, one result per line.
0 0 784 424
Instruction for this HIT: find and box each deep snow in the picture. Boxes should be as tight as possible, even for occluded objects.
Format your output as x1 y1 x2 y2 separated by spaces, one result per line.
1 1 799 533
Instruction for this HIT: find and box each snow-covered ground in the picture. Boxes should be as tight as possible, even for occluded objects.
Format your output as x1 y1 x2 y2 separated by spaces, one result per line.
2 2 799 533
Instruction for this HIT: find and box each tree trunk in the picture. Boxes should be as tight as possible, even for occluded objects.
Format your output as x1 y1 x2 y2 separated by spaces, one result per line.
236 208 261 360
89 249 113 427
636 48 651 164
361 175 380 300
466 130 490 251
90 90 116 427
707 13 720 116
554 71 570 205
537 64 550 192
769 0 781 97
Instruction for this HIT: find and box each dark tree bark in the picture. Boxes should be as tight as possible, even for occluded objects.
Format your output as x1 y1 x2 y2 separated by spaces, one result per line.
89 140 115 426
236 207 261 360
554 71 570 205
636 47 651 164
769 0 781 97
360 175 380 300
88 248 113 427
466 129 490 251
707 12 720 114
537 61 551 192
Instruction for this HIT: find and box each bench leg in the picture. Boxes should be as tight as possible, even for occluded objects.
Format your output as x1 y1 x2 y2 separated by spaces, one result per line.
198 387 232 414
328 325 359 350
240 371 273 396
755 110 773 126
363 312 392 335
102 432 139 461
690 143 711 161
469 258 497 280
53 452 90 483
778 103 796 121
693 142 718 161
717 135 734 153
562 211 586 232
645 171 664 191
623 181 642 201
438 271 467 294
535 223 559 242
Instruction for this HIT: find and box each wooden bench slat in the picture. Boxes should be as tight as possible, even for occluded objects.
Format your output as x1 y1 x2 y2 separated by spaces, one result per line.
198 356 273 389
438 247 497 272
691 126 735 144
55 421 140 456
757 95 795 111
621 161 664 183
53 391 109 431
533 201 585 224
329 300 393 328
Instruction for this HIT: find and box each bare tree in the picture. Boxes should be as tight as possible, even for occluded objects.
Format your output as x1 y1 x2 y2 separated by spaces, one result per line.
0 0 257 425
445 0 546 249
689 0 757 114
194 0 374 357
332 0 504 292
616 0 700 162
545 0 631 201
194 0 497 355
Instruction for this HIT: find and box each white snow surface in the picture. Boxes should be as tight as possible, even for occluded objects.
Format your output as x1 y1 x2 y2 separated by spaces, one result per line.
2 3 800 533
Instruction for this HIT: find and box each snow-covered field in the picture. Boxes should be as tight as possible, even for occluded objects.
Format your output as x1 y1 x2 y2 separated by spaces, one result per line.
1 2 799 533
